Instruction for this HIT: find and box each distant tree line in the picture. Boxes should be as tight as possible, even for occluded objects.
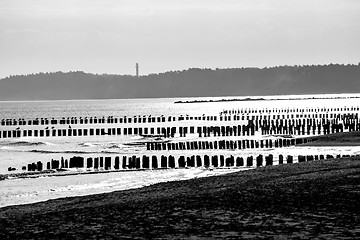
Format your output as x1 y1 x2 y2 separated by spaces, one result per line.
0 64 359 100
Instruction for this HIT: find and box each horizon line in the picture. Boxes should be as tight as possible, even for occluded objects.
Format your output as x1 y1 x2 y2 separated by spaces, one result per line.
2 62 360 80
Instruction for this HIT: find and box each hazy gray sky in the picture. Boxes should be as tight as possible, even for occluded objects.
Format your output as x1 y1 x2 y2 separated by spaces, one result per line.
0 0 359 78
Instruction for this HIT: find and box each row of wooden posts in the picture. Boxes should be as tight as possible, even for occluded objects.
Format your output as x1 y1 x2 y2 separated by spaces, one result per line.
147 137 311 151
1 115 184 126
22 153 349 172
221 106 360 115
1 119 360 140
222 113 359 121
9 103 356 128
1 108 359 127
0 126 175 139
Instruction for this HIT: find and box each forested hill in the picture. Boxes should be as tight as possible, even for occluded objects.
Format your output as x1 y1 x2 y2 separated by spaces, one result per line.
1 64 360 101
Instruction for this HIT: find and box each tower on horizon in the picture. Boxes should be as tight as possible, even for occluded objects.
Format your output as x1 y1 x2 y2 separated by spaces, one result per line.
135 63 139 77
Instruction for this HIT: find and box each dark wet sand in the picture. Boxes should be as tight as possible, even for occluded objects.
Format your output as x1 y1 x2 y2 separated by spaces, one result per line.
304 131 360 146
0 154 359 239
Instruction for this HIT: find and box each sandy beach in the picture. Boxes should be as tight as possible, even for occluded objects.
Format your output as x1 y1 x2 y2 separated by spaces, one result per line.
0 148 359 239
1 0 359 238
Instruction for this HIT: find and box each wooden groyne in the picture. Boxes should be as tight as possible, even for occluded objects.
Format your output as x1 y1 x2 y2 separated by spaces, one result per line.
1 105 360 140
14 153 353 175
0 115 220 127
146 137 312 151
1 105 359 127
2 105 360 175
1 116 359 139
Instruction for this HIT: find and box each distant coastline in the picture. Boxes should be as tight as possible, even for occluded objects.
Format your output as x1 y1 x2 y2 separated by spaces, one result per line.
174 96 360 104
1 64 360 101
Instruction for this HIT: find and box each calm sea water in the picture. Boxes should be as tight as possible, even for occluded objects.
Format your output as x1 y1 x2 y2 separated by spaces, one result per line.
1 93 360 208
2 93 360 119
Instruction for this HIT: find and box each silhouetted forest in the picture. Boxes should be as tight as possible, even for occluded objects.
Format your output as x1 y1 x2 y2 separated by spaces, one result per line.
0 64 359 100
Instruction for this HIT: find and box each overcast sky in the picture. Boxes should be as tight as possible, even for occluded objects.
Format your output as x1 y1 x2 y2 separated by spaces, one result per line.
0 0 359 78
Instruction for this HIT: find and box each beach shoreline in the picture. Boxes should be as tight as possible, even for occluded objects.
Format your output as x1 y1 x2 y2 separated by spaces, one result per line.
0 156 359 239
2 131 360 181
1 132 360 238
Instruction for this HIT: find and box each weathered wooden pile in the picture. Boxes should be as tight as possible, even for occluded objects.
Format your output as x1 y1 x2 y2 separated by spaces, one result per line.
24 153 352 172
2 105 360 172
1 106 359 139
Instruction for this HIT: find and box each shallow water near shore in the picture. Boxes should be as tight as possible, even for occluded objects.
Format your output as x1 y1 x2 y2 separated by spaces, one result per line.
1 93 360 208
0 168 248 208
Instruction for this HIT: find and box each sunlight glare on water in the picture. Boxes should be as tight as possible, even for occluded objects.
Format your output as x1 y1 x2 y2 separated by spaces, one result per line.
1 93 360 207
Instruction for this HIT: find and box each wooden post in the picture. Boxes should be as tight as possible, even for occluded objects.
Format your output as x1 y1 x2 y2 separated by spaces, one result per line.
226 155 234 167
188 156 195 167
220 155 225 167
204 155 210 167
236 157 244 166
169 155 175 168
105 157 111 170
178 156 186 168
114 156 120 169
196 155 202 167
87 157 93 168
135 157 141 169
279 155 284 165
246 156 253 167
152 156 158 169
122 156 127 169
142 155 149 169
161 155 167 168
286 155 293 164
256 155 263 167
37 161 43 171
298 155 306 163
212 155 219 167
100 157 104 168
94 157 99 169
265 154 273 166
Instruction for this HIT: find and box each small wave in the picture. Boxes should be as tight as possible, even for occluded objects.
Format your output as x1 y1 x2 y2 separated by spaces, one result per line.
6 141 48 147
107 144 122 149
0 146 13 150
62 150 100 154
123 142 146 146
100 150 120 154
29 149 122 154
131 136 145 140
29 150 95 154
78 142 97 147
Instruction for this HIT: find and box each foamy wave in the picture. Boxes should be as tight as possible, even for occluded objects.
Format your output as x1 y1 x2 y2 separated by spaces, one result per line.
0 168 248 208
2 147 124 154
78 142 100 147
49 181 119 193
131 136 144 140
6 141 48 147
100 150 120 154
107 143 122 149
0 146 13 150
123 142 146 146
28 150 103 154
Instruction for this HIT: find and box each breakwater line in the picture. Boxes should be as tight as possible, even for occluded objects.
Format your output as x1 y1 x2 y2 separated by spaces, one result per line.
3 151 355 181
1 112 360 139
174 95 360 104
